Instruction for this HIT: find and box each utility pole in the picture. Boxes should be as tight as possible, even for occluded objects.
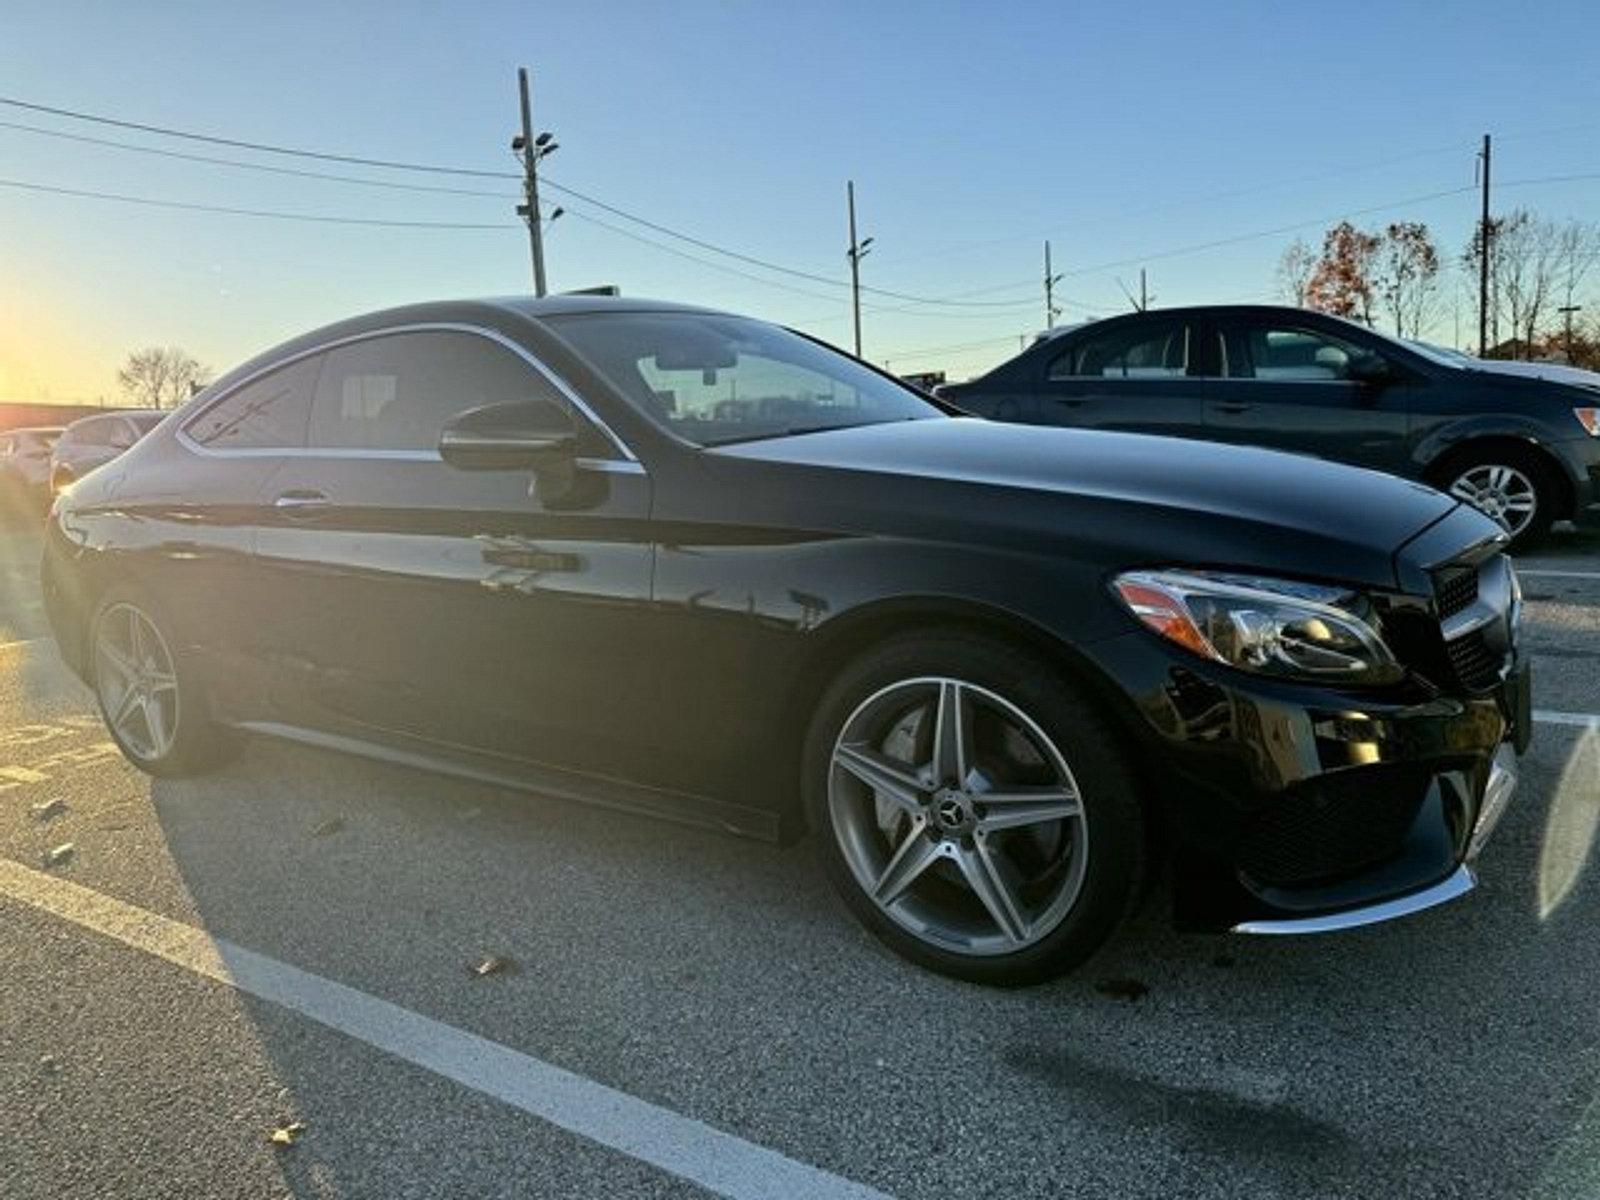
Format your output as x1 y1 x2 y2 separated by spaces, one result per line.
1559 304 1583 363
1044 241 1063 329
1139 268 1148 312
514 68 552 297
1477 133 1492 356
846 181 873 357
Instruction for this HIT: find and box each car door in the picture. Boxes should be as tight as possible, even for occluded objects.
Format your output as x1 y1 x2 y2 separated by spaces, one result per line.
1033 315 1210 438
160 352 326 720
1204 316 1413 473
252 326 654 780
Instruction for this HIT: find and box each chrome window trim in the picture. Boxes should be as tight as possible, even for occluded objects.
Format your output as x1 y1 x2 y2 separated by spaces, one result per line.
175 321 640 465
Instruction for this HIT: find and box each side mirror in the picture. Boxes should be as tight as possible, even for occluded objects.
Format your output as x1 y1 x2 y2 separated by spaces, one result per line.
1347 353 1395 387
439 399 576 471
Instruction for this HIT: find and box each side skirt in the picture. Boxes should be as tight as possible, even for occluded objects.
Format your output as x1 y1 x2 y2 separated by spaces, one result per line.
234 720 781 842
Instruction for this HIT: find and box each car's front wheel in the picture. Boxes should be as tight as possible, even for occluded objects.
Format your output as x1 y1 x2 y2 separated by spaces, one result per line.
1437 446 1558 551
804 631 1145 985
90 588 233 776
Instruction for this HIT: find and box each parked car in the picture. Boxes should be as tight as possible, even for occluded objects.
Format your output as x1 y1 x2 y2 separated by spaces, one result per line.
50 410 165 494
939 304 1600 550
42 297 1527 984
0 425 64 513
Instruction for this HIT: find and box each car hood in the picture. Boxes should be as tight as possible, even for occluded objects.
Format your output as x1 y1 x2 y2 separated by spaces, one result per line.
711 418 1463 589
1464 359 1600 392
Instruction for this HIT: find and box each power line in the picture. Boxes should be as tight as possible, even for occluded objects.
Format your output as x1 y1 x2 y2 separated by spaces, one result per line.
0 177 517 229
0 118 518 198
0 93 519 179
0 93 1040 311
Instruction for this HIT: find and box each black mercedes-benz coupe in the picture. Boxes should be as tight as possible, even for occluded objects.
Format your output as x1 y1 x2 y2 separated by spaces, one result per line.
937 304 1600 550
41 296 1528 984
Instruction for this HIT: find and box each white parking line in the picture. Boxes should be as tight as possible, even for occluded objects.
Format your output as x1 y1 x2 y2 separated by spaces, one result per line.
1534 709 1600 729
0 859 892 1200
1518 569 1600 581
0 636 43 651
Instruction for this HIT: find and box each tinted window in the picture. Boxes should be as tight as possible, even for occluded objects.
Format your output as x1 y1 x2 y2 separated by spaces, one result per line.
187 356 321 449
1230 325 1370 381
547 312 938 447
127 412 165 435
1049 321 1190 379
309 331 568 452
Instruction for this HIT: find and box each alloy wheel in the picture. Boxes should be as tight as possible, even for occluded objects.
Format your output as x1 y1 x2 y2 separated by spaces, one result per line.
94 603 180 762
1448 464 1537 538
828 676 1089 956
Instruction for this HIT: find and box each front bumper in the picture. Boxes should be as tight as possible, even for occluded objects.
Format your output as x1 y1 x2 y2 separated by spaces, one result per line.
1082 630 1529 932
1232 742 1517 933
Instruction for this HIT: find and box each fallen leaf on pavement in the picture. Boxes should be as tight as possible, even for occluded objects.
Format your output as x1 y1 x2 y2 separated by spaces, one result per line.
471 955 519 978
1094 977 1150 1002
268 1121 306 1147
41 843 75 869
30 798 66 822
310 817 345 838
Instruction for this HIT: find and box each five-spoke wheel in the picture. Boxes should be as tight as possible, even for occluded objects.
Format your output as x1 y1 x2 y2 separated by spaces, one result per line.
807 632 1144 984
95 602 181 762
830 677 1089 955
90 589 231 776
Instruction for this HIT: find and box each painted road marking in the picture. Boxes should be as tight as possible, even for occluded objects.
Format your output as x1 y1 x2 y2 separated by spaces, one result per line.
0 859 892 1200
1535 709 1600 729
1519 569 1600 581
0 637 43 651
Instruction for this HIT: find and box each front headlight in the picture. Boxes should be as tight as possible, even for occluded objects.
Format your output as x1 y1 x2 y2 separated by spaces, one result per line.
1111 569 1402 684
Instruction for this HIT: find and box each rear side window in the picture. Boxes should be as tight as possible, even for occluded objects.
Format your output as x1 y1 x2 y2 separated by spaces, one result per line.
309 331 568 453
69 417 117 447
186 356 322 449
1049 321 1190 379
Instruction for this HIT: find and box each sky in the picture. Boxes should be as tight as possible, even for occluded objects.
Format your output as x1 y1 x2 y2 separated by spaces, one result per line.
1 0 1598 403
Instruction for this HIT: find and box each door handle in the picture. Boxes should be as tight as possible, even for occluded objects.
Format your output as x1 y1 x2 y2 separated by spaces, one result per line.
1053 397 1087 408
1214 402 1253 415
273 489 330 517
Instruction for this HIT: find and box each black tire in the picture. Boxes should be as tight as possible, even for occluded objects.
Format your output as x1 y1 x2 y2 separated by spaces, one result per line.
1430 444 1560 552
803 629 1146 986
88 585 235 777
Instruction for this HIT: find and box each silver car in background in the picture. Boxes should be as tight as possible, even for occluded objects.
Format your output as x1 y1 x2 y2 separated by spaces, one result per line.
49 410 164 494
0 426 65 514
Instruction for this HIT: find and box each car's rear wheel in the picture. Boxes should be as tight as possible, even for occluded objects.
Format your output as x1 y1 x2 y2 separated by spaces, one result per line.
91 589 233 776
804 631 1144 985
1438 446 1558 551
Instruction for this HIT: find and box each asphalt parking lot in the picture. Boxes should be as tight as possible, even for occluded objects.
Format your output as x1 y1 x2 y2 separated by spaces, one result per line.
3 520 1600 1200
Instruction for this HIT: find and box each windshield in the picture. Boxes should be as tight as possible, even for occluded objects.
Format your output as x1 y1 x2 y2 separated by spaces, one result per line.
546 311 943 446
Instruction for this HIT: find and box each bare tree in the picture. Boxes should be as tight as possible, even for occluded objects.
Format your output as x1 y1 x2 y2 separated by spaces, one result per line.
1554 218 1600 315
117 346 211 409
1373 221 1441 339
1275 238 1317 306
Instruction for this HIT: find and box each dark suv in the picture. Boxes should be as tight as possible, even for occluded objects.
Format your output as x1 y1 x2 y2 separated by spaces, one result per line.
939 304 1600 549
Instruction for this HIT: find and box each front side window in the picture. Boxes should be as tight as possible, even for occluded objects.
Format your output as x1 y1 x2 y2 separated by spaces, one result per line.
1230 325 1371 381
546 312 940 447
309 331 572 453
186 355 321 449
1049 322 1191 379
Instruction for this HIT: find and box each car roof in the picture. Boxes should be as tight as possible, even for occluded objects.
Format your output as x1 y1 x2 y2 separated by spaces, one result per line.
196 294 741 403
